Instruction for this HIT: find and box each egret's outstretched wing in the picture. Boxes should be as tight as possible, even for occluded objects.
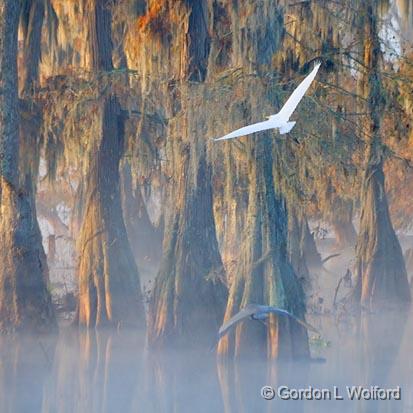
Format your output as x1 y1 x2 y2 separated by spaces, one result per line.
214 120 276 141
276 62 321 122
218 304 260 339
263 305 320 335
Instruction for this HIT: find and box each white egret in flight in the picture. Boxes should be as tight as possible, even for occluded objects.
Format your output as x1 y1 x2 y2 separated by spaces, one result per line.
214 62 321 141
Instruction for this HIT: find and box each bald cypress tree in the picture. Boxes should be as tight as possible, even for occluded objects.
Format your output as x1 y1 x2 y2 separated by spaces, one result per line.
218 136 309 360
352 0 410 310
0 0 55 332
147 1 228 348
76 0 145 328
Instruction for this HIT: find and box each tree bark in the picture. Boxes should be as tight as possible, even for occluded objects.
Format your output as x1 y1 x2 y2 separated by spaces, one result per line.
404 248 413 282
148 146 227 348
145 1 226 349
352 1 410 310
302 217 323 271
218 138 309 360
332 218 357 250
330 200 356 250
354 156 410 309
185 0 210 82
76 0 145 328
120 162 163 266
20 0 44 95
287 209 311 285
77 96 145 328
0 1 55 332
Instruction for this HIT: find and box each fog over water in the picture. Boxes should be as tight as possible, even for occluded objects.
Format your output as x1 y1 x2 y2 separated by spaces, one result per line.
1 240 413 413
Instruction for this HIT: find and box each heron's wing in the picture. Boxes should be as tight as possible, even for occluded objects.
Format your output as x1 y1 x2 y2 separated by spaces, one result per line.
214 120 277 141
276 62 321 122
264 306 320 335
218 305 259 339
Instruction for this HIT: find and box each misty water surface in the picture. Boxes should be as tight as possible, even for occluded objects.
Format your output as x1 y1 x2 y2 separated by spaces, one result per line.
1 243 413 413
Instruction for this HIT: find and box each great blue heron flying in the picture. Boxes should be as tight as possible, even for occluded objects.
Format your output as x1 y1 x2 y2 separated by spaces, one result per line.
218 304 320 340
213 62 321 141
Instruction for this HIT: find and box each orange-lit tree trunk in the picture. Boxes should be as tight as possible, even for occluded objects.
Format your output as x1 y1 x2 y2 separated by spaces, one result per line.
20 0 51 286
353 1 410 310
218 137 309 360
76 0 145 328
0 0 55 332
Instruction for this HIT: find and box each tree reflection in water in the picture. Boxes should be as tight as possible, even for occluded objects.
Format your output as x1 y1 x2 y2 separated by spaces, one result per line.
0 313 411 413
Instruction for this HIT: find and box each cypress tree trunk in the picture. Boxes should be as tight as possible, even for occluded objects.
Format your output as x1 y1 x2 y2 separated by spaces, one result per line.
301 218 323 270
0 1 55 332
218 137 309 360
404 248 413 281
288 209 311 286
331 201 356 250
148 145 227 348
352 1 410 310
20 0 51 294
354 156 410 309
288 204 321 274
146 1 227 348
20 0 44 95
76 0 145 328
332 218 357 250
120 162 163 266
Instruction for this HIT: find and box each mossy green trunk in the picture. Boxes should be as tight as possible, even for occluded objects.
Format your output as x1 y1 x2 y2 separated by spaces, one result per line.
218 138 309 360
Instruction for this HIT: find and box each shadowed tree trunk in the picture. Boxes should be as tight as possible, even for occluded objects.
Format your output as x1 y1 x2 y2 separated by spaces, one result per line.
331 200 357 250
288 209 311 289
20 0 44 95
302 218 323 270
218 137 309 360
148 145 227 348
120 162 163 266
404 248 413 282
185 0 210 82
20 0 52 290
332 217 357 250
354 157 410 309
352 0 410 310
0 0 55 332
288 206 322 273
76 0 145 328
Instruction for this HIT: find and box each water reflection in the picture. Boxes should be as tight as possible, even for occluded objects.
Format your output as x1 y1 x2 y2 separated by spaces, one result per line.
0 310 412 412
43 329 144 413
358 309 409 413
0 334 56 413
143 349 224 413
